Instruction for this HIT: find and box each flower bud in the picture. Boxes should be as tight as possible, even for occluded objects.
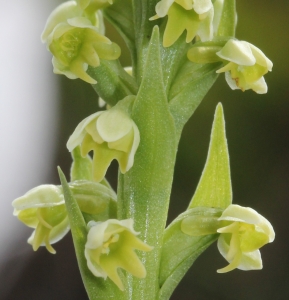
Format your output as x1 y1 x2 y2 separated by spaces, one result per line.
85 219 153 290
12 185 69 254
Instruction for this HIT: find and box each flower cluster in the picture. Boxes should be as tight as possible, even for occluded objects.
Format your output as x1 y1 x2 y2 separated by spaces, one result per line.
181 204 275 273
85 219 153 290
41 0 120 83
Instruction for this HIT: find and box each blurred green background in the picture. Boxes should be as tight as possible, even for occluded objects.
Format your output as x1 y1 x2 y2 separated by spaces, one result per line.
1 1 289 299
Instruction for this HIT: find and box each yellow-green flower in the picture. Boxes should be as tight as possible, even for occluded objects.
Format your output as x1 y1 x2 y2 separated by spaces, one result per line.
181 204 275 273
85 219 153 290
67 103 140 182
12 185 69 254
150 0 214 47
41 1 120 84
217 204 275 273
216 39 273 94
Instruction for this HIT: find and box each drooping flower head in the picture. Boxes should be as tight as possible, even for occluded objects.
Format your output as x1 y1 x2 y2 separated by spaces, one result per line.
216 204 275 273
41 1 120 83
85 219 153 290
216 39 273 94
67 97 140 182
12 185 69 254
150 0 214 47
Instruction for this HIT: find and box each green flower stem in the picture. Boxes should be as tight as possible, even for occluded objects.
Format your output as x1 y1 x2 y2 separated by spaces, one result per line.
87 59 138 106
117 27 177 299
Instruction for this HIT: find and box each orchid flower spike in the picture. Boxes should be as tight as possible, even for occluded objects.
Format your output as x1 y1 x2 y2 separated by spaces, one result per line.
85 219 153 290
216 39 273 94
41 1 120 84
217 204 275 273
67 97 140 182
150 0 214 47
12 185 69 254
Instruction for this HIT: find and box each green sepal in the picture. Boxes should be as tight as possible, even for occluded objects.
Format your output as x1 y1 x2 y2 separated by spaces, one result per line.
169 61 221 137
189 103 232 209
117 26 177 299
104 0 137 68
217 0 237 37
87 59 138 107
158 207 221 300
58 167 124 300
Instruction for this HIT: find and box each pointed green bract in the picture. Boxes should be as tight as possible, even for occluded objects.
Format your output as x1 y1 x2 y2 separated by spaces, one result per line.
58 167 125 300
189 103 232 209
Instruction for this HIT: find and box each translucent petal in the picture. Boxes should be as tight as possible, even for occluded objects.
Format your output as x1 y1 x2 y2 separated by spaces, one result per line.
238 249 263 270
248 42 273 71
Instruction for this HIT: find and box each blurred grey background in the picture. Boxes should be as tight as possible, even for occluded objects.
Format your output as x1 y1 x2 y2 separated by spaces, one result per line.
0 0 289 299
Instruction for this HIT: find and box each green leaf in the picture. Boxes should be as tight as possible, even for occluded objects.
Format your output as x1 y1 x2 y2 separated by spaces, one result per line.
104 0 137 67
158 208 221 300
58 168 125 300
217 0 237 37
87 59 138 106
188 103 232 209
169 61 221 137
117 26 177 299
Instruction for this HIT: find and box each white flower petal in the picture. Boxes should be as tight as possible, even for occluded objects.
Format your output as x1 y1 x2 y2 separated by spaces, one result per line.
197 7 214 41
248 42 273 71
96 110 133 142
250 76 268 94
155 0 175 17
126 123 140 171
224 71 239 90
41 1 82 43
12 185 64 211
193 0 213 15
218 204 263 224
66 112 102 152
217 39 256 66
238 250 263 270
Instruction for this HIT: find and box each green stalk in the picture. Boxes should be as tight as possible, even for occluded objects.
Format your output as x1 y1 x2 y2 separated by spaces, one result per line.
117 27 177 299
